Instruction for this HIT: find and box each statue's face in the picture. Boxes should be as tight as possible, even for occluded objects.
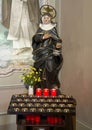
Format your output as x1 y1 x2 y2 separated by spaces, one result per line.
42 15 51 24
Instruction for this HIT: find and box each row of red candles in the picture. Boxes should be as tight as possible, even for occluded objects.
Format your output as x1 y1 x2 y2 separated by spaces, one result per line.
26 115 63 124
35 88 57 96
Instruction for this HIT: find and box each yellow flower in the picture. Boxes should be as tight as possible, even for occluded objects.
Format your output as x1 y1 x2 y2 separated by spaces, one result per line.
36 72 38 74
38 77 41 82
31 71 34 74
33 67 36 71
27 75 30 77
39 69 42 71
20 65 42 86
22 76 25 80
29 72 32 75
30 66 36 70
35 78 37 81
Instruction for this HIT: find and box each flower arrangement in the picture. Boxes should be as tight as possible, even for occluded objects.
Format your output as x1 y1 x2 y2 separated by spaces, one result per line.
21 66 42 87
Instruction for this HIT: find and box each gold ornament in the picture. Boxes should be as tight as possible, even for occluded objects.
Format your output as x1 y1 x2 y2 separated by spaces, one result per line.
40 5 56 19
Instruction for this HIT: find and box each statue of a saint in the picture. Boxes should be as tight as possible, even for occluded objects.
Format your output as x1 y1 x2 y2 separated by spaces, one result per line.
32 5 63 93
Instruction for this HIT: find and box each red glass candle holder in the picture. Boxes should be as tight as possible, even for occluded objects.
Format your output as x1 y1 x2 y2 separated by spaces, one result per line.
30 115 35 124
47 116 55 124
57 117 63 124
50 116 55 124
47 116 51 124
51 89 57 96
36 88 42 96
35 115 40 124
54 117 58 124
43 88 49 96
25 115 31 123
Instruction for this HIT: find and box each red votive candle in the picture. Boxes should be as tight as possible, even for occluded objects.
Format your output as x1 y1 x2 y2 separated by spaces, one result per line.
54 117 58 124
47 116 51 124
25 115 31 123
30 115 35 124
43 88 49 96
35 115 40 124
36 88 42 96
57 117 63 124
51 89 57 96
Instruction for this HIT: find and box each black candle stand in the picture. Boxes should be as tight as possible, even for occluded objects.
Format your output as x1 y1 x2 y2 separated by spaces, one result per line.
7 93 76 130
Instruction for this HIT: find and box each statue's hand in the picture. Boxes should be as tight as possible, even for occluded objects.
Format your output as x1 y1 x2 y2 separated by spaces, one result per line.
56 43 62 49
43 33 51 39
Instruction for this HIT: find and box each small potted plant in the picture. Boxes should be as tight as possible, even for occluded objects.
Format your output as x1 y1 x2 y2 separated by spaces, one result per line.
21 66 42 95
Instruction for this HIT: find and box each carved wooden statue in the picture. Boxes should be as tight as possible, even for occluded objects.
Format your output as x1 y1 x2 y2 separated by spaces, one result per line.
32 5 63 93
